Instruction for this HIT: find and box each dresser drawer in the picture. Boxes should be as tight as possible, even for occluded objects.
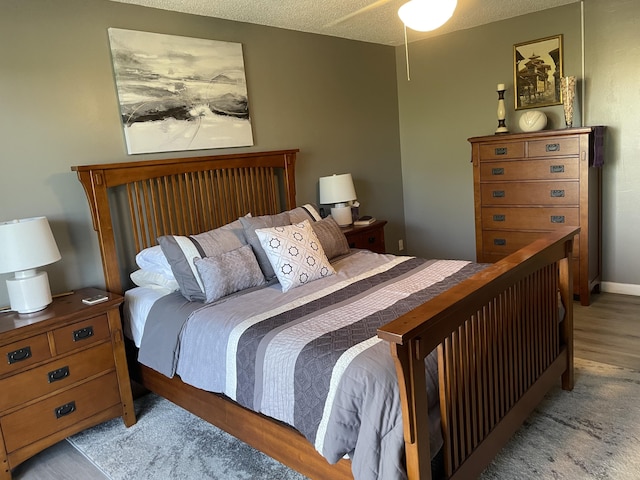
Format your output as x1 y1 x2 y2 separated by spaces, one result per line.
0 341 115 411
481 207 579 230
482 230 579 257
478 141 525 160
480 158 579 181
52 314 110 355
528 136 580 157
0 371 120 453
481 182 579 206
0 334 51 376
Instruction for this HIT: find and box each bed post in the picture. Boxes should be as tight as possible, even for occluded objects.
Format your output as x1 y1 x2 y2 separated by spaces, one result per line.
558 237 575 390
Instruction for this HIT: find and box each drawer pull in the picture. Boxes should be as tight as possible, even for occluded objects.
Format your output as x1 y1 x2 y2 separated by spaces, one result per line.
550 165 565 173
48 366 70 383
54 401 76 419
73 326 94 342
492 190 505 198
550 189 565 198
493 238 507 246
546 143 561 152
551 215 566 223
494 147 507 155
7 347 32 364
491 168 504 175
493 214 506 222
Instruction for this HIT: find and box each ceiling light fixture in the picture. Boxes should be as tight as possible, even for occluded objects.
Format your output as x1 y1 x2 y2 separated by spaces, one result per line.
398 0 457 81
398 0 458 32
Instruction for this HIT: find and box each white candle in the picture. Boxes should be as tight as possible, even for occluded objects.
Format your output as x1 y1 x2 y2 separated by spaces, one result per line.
497 83 505 91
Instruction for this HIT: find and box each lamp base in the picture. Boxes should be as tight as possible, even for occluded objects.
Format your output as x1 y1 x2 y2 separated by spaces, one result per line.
331 205 353 226
7 270 53 314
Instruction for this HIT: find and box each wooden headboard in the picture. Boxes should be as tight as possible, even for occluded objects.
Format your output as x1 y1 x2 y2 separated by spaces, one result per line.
72 149 299 294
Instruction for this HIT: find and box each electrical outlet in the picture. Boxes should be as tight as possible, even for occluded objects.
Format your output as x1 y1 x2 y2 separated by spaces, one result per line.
398 239 404 251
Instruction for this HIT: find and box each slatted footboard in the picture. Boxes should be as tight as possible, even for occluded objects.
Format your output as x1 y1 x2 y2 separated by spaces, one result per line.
378 226 577 479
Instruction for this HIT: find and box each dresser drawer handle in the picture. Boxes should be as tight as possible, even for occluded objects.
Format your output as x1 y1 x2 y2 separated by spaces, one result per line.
551 215 566 223
550 165 565 173
494 147 507 155
550 189 565 198
7 347 32 364
491 168 504 175
546 143 561 152
73 326 94 342
493 238 507 246
492 190 505 198
54 401 76 419
48 366 70 383
493 214 506 222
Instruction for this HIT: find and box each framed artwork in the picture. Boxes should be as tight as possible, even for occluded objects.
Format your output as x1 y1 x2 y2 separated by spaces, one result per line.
513 34 563 110
108 28 254 154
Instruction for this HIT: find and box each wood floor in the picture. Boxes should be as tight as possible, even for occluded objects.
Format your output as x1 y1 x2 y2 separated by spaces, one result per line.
10 292 640 480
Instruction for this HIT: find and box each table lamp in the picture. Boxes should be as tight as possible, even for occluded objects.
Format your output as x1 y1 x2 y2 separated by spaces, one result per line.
0 217 61 314
319 173 357 226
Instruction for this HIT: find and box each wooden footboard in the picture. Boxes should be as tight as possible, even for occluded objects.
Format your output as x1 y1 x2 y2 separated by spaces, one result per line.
378 226 577 479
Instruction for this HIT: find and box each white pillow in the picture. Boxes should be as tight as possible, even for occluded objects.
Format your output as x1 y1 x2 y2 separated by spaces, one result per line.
135 245 174 280
130 269 180 291
255 220 335 292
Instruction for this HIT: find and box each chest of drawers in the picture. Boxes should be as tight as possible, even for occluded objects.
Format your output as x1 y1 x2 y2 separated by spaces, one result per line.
469 127 605 305
0 288 136 479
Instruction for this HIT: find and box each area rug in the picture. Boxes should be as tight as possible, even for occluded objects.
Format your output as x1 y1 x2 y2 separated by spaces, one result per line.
68 358 640 479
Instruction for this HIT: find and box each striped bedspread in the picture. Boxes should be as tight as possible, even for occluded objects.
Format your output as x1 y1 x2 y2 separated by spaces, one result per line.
141 251 487 479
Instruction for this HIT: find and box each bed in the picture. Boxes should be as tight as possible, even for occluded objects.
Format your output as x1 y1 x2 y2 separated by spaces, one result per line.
72 149 577 479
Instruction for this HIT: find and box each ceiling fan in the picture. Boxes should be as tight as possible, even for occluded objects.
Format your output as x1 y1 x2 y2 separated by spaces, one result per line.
326 0 458 32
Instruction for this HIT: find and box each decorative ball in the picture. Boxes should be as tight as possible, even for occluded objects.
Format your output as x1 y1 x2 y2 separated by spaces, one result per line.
519 111 547 132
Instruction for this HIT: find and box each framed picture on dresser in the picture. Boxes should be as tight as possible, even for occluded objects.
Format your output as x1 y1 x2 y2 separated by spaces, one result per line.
514 34 563 110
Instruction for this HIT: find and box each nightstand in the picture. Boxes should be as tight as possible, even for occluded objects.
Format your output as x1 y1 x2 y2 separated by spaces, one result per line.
0 288 136 480
341 219 387 253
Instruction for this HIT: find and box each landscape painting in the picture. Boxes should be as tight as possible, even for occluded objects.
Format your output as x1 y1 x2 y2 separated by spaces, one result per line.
108 28 253 154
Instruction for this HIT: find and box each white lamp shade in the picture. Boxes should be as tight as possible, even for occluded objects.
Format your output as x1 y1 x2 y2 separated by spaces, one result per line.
398 0 457 32
319 173 357 205
0 217 61 274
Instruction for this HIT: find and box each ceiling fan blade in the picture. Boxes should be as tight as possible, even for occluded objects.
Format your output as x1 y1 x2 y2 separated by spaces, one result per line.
324 0 396 28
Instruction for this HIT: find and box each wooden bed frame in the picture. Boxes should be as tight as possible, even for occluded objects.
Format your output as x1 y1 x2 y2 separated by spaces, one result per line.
73 149 577 479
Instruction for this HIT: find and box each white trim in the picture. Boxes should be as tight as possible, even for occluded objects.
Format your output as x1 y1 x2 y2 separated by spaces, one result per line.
601 282 640 297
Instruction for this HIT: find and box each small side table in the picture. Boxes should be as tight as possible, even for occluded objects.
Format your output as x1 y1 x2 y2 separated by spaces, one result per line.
341 219 387 253
0 288 136 480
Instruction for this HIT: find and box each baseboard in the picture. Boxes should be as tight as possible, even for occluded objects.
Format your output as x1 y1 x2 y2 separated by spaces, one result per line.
600 282 640 297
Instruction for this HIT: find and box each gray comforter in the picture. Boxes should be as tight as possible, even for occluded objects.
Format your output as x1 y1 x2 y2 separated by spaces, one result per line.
138 251 487 480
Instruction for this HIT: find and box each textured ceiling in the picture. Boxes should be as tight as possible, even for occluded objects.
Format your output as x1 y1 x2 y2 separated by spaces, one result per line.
109 0 578 46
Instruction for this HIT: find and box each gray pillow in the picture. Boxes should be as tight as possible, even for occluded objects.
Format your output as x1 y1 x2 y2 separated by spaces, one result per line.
194 245 264 303
240 212 291 280
158 219 246 301
310 216 350 259
287 203 322 223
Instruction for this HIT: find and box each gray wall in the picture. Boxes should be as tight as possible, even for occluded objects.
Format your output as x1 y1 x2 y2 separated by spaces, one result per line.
396 0 640 293
0 0 404 306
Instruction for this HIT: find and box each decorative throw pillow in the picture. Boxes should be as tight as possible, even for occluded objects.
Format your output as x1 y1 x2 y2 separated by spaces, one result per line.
240 212 291 280
255 220 335 292
194 245 264 304
310 216 350 259
158 219 247 302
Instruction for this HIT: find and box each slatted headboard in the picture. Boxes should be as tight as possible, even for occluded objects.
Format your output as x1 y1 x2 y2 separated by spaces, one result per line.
72 149 298 294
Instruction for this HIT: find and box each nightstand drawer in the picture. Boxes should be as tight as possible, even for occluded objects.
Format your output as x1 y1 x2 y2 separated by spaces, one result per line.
480 158 579 181
0 342 115 412
481 182 579 206
0 371 120 453
52 314 110 355
0 334 51 376
528 137 580 157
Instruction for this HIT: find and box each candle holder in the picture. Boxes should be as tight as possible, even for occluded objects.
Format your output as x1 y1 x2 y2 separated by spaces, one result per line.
560 76 576 128
495 84 508 134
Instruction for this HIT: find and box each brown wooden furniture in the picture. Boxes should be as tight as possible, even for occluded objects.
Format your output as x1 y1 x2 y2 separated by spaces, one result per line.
469 126 604 305
341 219 387 253
72 149 577 479
0 288 136 480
